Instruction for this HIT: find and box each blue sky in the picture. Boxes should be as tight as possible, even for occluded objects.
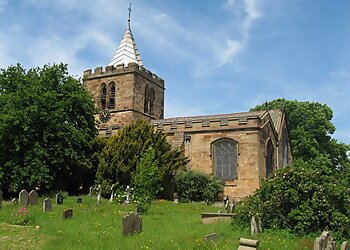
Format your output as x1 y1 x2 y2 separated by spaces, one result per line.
0 0 349 144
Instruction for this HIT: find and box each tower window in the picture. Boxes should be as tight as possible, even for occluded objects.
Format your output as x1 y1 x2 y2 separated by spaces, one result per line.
100 83 107 110
144 85 155 116
108 82 116 109
212 139 238 181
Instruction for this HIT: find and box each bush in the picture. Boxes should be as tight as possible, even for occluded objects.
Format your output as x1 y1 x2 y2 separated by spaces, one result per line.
234 159 350 240
175 170 224 202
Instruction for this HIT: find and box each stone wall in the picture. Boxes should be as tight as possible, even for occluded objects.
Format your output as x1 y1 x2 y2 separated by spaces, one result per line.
152 111 281 200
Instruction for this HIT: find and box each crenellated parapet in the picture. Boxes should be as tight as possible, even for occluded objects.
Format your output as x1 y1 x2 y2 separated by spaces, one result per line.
83 62 164 89
151 111 269 132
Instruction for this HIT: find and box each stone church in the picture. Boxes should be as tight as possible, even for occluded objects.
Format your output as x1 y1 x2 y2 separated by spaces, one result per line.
83 17 292 200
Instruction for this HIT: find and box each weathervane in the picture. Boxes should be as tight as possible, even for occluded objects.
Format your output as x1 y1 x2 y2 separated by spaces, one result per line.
128 3 132 22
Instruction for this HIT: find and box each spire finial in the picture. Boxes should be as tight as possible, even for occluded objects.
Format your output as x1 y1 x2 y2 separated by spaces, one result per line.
128 3 132 23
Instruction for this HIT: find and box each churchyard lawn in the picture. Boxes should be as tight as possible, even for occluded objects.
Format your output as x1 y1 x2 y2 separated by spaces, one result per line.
0 196 314 249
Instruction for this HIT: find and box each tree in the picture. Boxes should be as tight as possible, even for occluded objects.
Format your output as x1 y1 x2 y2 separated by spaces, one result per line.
96 119 188 198
0 64 97 194
251 99 350 169
235 99 350 240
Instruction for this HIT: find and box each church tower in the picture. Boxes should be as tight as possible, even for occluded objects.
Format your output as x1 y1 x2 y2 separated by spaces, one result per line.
83 9 165 137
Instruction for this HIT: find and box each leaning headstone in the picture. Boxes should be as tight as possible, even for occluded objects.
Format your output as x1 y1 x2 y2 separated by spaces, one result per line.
251 216 258 235
313 231 336 250
63 208 73 219
89 186 96 196
77 197 82 204
56 193 64 205
109 184 115 202
204 233 218 243
0 190 3 208
43 198 52 212
238 238 259 250
19 189 29 207
122 212 142 236
28 190 38 205
12 198 18 205
341 241 349 250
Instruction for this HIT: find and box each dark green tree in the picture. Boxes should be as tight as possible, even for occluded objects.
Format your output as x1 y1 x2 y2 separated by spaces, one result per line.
251 98 349 169
235 99 350 240
96 119 188 198
0 64 97 194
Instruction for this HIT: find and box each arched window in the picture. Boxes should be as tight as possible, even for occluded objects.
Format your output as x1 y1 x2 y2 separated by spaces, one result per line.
100 83 107 110
212 139 238 180
149 87 155 116
144 85 150 114
266 139 274 178
108 82 116 109
144 85 155 115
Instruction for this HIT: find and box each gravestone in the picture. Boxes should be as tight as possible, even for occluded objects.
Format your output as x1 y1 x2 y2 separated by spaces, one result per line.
238 238 259 250
313 231 336 250
89 186 96 196
0 190 3 208
77 197 82 204
12 198 18 205
250 216 262 235
56 193 64 205
173 193 179 204
109 184 115 202
341 241 349 250
124 185 131 204
28 190 38 205
122 212 142 236
63 208 73 219
19 189 29 207
43 198 52 212
204 233 218 243
96 184 101 204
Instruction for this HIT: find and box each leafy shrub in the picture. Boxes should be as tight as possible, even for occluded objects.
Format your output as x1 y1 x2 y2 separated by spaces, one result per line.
234 159 350 240
175 170 224 202
10 207 35 226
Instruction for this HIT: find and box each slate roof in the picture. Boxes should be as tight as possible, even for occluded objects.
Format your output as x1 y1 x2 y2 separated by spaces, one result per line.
109 20 144 67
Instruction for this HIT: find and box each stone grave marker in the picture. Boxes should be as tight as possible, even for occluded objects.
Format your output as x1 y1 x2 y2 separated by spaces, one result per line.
89 186 96 196
77 197 82 204
122 212 142 236
341 241 349 250
43 198 52 212
28 190 38 205
109 184 115 202
250 216 262 235
63 208 73 219
96 184 101 204
0 190 3 208
56 193 64 205
238 238 259 250
12 198 18 205
173 192 179 204
203 233 218 243
313 231 336 250
124 185 131 204
19 189 29 207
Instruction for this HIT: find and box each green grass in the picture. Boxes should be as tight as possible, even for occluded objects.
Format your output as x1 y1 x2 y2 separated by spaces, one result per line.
0 196 314 249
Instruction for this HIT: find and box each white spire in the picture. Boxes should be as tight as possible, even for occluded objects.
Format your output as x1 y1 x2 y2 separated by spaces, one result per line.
109 7 144 67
